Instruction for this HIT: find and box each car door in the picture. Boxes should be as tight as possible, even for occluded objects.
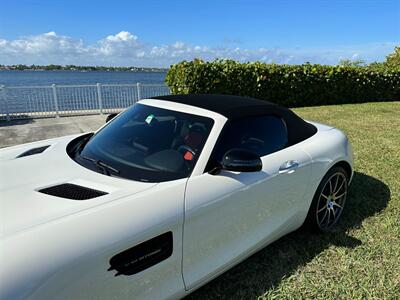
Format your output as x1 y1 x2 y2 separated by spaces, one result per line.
8 180 187 300
182 115 312 290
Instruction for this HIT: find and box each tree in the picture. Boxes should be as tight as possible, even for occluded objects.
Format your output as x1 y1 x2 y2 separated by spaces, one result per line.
385 46 400 68
339 58 366 67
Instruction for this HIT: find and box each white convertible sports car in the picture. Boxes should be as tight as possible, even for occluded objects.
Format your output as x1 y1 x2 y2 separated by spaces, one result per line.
0 94 353 300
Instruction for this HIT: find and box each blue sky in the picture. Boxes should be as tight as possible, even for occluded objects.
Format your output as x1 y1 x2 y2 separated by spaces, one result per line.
0 0 399 67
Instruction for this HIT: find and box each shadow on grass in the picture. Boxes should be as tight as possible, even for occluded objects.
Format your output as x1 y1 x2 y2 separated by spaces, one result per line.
186 171 391 299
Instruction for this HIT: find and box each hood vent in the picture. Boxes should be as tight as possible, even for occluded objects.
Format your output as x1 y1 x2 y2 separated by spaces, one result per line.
39 183 108 200
17 145 50 158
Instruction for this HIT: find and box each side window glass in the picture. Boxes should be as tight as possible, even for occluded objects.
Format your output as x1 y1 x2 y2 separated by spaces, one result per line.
213 115 288 162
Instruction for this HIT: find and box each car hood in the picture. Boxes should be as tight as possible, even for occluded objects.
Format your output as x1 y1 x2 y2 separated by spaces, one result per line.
0 134 158 237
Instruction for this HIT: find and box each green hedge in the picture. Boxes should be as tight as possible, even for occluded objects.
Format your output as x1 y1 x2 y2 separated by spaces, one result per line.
165 59 400 107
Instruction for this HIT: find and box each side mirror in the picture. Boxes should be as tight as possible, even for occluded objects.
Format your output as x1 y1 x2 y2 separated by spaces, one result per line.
221 148 262 172
106 113 118 123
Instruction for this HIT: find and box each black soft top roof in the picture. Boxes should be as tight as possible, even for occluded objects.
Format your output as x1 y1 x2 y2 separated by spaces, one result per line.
152 94 317 145
152 94 276 119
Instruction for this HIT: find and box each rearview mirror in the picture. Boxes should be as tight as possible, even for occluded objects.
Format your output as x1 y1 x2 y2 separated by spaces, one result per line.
221 149 262 172
106 113 118 123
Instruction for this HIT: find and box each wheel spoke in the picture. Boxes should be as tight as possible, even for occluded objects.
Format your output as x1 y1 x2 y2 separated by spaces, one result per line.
329 179 333 194
326 208 332 225
333 174 339 194
321 193 329 200
331 207 336 220
334 192 347 200
317 204 327 213
320 209 328 225
332 202 342 209
334 179 345 196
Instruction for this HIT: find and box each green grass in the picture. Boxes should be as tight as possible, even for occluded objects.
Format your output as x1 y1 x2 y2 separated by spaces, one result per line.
188 101 400 300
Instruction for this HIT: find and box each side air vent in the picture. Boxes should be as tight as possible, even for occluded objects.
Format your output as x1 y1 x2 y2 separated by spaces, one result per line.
39 183 108 200
17 145 50 158
108 232 173 276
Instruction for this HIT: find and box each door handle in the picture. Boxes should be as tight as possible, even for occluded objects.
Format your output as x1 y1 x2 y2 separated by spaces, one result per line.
279 160 299 174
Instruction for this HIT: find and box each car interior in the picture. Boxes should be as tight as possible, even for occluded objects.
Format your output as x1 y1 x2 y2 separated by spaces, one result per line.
98 116 210 173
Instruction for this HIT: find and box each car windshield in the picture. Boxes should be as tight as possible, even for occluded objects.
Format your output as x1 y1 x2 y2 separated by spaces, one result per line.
71 103 214 182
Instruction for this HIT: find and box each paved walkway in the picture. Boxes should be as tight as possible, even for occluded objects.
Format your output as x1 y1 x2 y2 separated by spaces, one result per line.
0 115 106 148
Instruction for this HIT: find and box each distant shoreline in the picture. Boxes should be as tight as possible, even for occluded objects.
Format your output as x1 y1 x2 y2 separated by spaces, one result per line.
0 65 168 72
0 69 168 73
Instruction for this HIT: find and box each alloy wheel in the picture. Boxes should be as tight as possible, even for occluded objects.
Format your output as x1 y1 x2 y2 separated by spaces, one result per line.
316 172 348 231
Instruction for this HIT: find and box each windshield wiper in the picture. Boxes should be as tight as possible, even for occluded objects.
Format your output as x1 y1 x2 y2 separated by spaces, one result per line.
76 133 94 154
80 155 120 175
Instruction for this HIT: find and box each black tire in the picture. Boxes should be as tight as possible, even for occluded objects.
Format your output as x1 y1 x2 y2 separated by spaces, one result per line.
304 166 349 232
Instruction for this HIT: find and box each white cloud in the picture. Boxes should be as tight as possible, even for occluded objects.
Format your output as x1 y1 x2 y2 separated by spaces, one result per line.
105 31 137 42
0 31 397 67
0 32 86 64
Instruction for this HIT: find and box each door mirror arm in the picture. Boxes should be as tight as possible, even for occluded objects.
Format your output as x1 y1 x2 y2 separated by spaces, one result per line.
208 149 262 175
106 113 118 123
208 163 222 175
207 158 223 175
